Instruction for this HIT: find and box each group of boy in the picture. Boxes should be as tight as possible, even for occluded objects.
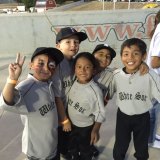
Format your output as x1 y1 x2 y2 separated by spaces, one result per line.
0 21 160 160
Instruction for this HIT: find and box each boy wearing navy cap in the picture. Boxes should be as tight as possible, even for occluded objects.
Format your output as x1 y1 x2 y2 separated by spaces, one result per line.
56 27 87 44
52 27 88 159
92 44 116 105
0 47 64 160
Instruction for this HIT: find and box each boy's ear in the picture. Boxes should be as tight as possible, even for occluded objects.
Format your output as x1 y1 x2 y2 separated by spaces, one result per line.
56 43 60 49
108 60 112 66
93 69 97 76
142 53 147 61
29 62 33 69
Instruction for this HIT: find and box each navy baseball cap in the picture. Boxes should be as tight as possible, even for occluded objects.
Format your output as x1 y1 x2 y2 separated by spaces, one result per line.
92 44 116 60
56 27 88 44
31 47 64 65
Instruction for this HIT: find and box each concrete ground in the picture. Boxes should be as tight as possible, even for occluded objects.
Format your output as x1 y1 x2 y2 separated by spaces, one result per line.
0 56 159 160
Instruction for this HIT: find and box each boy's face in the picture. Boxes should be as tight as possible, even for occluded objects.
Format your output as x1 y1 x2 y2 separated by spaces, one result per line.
75 57 95 84
30 54 56 81
56 35 80 60
94 49 112 69
121 45 146 74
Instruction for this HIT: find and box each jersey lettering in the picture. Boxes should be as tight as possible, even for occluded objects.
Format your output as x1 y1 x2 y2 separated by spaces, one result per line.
119 92 147 102
39 102 55 116
62 79 74 89
135 92 147 101
68 98 73 106
119 92 132 100
68 98 86 114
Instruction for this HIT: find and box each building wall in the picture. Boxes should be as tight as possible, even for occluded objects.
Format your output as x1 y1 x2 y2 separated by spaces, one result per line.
0 0 16 3
0 8 158 67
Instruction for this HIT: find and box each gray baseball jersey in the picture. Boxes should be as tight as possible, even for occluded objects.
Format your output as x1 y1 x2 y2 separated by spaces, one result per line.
109 68 160 115
94 67 114 97
68 79 106 127
52 58 75 107
0 74 58 159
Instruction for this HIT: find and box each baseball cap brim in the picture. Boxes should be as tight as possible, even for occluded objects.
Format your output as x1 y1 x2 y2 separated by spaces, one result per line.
31 47 64 65
59 32 87 43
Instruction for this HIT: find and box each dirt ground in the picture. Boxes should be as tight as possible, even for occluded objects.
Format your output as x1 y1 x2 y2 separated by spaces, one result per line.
66 1 160 11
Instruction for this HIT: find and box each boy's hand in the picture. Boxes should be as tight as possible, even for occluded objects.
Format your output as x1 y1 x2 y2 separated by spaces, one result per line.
90 128 100 145
90 122 101 145
139 62 149 75
62 120 72 132
104 95 109 106
9 53 25 80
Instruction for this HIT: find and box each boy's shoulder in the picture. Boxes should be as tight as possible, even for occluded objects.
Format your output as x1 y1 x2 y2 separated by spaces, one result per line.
16 74 37 91
113 68 121 75
90 80 104 93
105 67 115 73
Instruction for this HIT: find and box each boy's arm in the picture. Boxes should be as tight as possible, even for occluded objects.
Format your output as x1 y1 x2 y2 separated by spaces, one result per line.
3 81 17 105
55 97 71 132
2 54 25 105
90 122 101 145
139 62 149 75
151 56 160 69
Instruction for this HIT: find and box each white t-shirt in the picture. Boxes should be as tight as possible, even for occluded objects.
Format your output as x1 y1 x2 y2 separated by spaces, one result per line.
146 23 160 75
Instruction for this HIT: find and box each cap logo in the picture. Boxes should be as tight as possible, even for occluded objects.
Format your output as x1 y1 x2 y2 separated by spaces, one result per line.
104 44 109 47
70 27 76 33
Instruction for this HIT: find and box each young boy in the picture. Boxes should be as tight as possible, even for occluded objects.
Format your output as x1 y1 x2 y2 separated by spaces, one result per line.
92 44 116 103
67 52 106 160
55 27 88 107
0 47 64 160
109 38 160 160
52 27 89 159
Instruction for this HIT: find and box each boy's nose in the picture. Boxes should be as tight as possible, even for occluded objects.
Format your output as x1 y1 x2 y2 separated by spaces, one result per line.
43 64 50 71
102 56 108 60
80 67 86 72
71 41 77 47
129 54 134 59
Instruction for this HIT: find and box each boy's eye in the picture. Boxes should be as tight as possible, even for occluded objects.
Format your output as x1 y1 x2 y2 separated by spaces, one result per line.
106 55 111 59
48 61 56 69
74 40 80 45
86 65 92 69
134 52 140 56
38 62 44 67
76 65 81 69
99 54 103 57
123 52 128 56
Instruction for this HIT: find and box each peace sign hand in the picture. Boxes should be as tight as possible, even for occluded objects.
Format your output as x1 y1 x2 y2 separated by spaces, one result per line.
8 53 26 80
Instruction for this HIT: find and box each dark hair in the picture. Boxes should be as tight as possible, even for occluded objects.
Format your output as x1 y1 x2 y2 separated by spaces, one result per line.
120 38 147 56
150 10 160 38
73 52 98 69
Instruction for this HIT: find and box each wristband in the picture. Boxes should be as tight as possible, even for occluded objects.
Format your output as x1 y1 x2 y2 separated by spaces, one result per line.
7 78 17 85
61 119 69 125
